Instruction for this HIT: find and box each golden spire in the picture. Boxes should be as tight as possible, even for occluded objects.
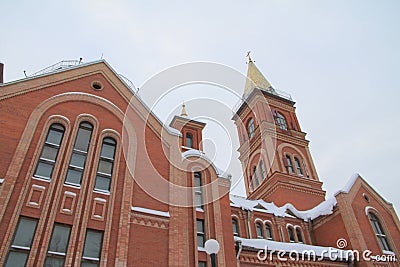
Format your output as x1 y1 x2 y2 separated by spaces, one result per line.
244 52 273 96
180 102 188 117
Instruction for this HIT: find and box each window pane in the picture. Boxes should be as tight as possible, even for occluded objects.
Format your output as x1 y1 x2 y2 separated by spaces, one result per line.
94 175 111 191
47 130 64 145
197 235 204 248
5 251 28 267
48 225 71 253
74 128 92 152
35 162 54 179
13 218 37 247
44 256 65 267
195 194 202 207
83 230 103 259
65 169 83 185
100 143 115 159
296 229 303 242
198 262 206 267
70 153 86 168
81 262 99 267
98 160 113 175
196 220 204 233
41 146 58 161
186 133 193 148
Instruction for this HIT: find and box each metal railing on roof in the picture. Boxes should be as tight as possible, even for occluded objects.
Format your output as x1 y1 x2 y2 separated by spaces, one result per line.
30 60 81 77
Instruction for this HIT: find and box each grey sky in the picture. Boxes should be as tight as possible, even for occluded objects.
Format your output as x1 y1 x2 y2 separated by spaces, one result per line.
1 0 399 212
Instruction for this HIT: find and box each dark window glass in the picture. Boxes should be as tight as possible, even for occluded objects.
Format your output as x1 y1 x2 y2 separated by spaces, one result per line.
259 161 266 180
294 157 304 176
247 118 255 139
186 133 193 148
369 213 392 251
286 155 294 174
288 227 295 242
252 166 259 188
265 224 273 240
5 217 38 267
275 112 288 130
296 228 303 243
65 122 93 186
33 123 65 180
45 224 71 266
197 219 205 248
94 138 116 192
256 222 263 239
81 230 103 266
198 262 207 267
232 218 239 237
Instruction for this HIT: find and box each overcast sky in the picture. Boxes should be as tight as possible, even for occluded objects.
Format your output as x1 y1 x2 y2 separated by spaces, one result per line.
1 0 399 212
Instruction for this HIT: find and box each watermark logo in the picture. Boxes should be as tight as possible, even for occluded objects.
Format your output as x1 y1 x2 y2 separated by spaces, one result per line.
336 238 347 249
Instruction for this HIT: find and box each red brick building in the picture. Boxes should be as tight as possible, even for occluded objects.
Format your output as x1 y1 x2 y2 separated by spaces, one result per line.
0 58 398 267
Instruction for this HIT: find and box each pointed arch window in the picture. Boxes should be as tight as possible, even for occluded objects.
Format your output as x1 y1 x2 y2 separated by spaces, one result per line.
265 223 273 240
255 222 263 239
369 213 392 251
296 228 303 243
94 137 117 192
285 155 295 174
232 218 239 237
247 118 255 139
186 133 193 148
259 160 266 180
33 123 65 180
275 112 288 130
287 226 295 242
65 122 93 186
252 166 259 188
294 157 304 176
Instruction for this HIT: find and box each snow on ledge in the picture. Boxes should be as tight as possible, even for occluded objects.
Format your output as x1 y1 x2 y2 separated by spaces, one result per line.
0 179 4 184
230 195 337 221
334 173 360 196
182 149 231 179
131 206 170 218
235 237 352 261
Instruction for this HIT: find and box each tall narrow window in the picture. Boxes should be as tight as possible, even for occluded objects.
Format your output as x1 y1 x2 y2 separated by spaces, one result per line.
259 160 266 180
81 229 103 267
44 224 71 266
255 222 263 239
287 226 295 242
33 124 65 180
5 217 38 267
296 228 303 243
198 262 207 267
265 224 273 240
194 172 203 209
369 213 392 251
247 118 255 139
232 218 239 237
252 166 259 188
294 157 304 176
186 133 193 148
65 122 93 186
197 219 205 248
94 137 116 192
275 112 288 130
285 155 294 174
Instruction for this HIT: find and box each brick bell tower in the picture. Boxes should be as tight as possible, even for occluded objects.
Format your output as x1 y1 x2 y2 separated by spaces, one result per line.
232 54 326 210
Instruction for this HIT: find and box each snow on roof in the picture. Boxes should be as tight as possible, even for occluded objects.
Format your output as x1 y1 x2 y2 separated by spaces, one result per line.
230 195 337 221
235 237 352 262
182 149 231 179
334 173 360 196
131 206 170 218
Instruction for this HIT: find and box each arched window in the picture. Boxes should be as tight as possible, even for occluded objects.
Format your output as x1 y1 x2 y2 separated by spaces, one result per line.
185 133 193 148
247 118 255 139
285 155 294 174
369 213 392 251
232 218 239 237
94 137 117 192
294 157 304 176
265 223 273 240
275 112 288 130
287 226 295 242
65 122 93 186
255 222 263 239
296 228 303 243
259 160 266 180
33 123 65 180
252 166 259 188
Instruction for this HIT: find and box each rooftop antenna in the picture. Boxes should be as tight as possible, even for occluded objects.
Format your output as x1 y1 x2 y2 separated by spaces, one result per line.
23 70 27 78
79 57 83 64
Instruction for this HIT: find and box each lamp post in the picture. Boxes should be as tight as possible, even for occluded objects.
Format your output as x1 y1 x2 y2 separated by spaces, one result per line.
204 239 220 267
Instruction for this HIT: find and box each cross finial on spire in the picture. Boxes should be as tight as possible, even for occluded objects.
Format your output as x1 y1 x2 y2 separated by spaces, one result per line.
180 102 188 117
246 51 253 63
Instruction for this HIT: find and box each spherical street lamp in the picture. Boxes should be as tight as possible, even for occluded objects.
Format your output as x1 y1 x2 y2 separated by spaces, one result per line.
204 239 220 267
